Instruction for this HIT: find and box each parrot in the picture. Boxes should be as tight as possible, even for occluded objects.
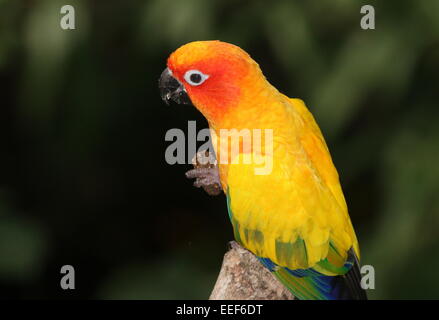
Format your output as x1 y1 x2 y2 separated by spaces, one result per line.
159 40 367 300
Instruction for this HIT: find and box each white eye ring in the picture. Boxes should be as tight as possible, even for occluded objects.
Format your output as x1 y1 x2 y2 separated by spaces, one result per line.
184 69 209 86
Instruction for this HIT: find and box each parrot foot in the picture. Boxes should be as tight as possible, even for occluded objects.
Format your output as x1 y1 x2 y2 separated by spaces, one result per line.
186 167 222 195
186 150 222 196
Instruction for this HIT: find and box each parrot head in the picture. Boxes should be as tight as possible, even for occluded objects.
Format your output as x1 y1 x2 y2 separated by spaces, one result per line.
159 40 271 125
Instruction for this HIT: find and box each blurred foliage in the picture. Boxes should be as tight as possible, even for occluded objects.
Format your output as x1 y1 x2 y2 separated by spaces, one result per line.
0 0 438 299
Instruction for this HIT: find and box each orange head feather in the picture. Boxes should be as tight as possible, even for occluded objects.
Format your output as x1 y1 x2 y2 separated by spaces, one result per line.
166 41 272 126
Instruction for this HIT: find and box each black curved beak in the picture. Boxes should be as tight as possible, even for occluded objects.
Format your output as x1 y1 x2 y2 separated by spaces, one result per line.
159 68 191 105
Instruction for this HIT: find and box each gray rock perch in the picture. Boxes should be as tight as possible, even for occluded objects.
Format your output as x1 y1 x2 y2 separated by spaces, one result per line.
209 242 295 300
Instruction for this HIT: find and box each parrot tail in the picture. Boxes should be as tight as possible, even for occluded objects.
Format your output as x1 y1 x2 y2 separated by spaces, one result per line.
259 248 368 300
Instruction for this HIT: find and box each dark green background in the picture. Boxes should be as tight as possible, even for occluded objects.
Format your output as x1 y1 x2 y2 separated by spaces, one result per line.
1 0 438 299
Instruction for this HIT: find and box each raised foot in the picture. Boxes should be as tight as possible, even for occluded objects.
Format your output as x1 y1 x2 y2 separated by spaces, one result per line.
185 150 222 196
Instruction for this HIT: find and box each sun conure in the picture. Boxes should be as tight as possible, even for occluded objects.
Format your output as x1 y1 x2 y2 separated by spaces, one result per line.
159 40 367 300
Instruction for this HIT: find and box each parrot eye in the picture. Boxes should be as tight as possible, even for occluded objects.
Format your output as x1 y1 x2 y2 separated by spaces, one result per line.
184 69 209 86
